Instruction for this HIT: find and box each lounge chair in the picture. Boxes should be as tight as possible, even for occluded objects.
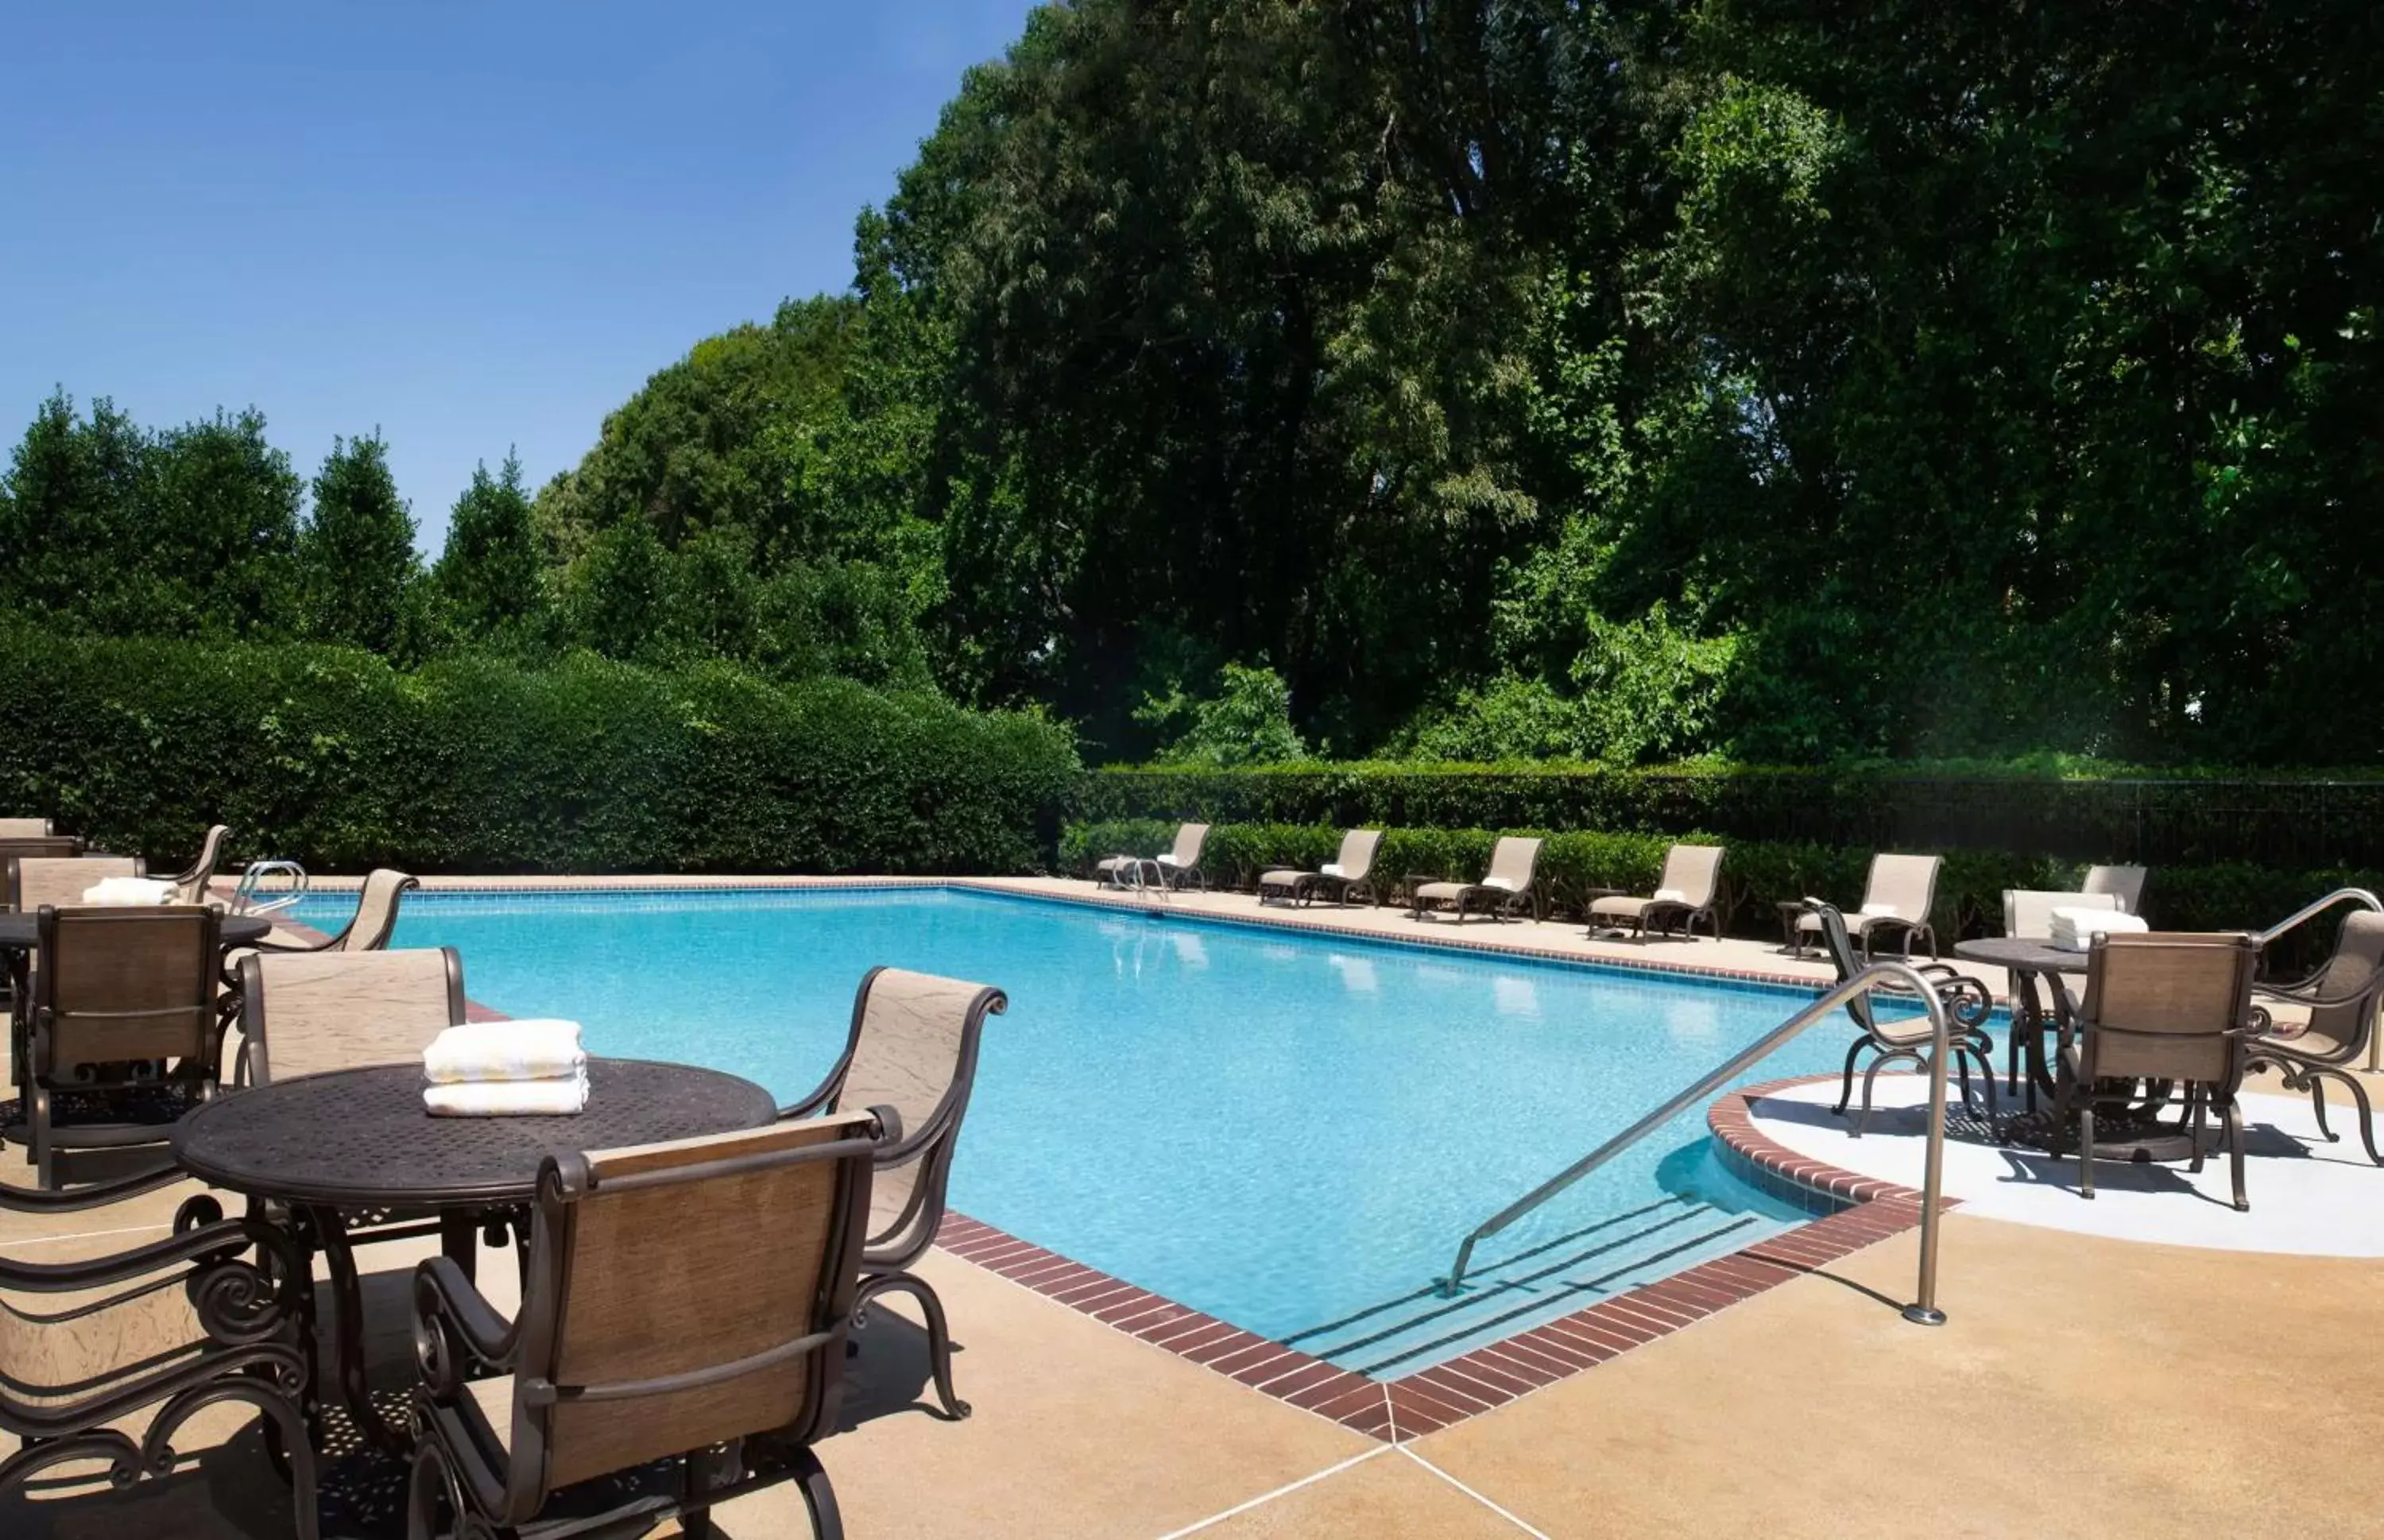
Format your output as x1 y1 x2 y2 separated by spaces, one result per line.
164 822 230 904
2049 932 2261 1210
406 1112 883 1540
1796 853 1940 959
0 818 52 838
2 1166 315 1534
1095 822 1209 892
1805 902 1995 1134
2243 911 2384 1164
782 966 1007 1420
2003 888 2118 938
1411 836 1543 923
1586 844 1724 939
1259 829 1382 907
2083 865 2148 915
5 853 145 912
19 905 225 1190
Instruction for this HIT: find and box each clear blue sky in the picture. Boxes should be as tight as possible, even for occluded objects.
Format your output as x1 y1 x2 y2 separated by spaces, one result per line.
0 1 1034 551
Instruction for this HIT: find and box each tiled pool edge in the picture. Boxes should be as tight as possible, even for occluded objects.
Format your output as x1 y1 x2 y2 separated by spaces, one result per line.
935 1075 1945 1445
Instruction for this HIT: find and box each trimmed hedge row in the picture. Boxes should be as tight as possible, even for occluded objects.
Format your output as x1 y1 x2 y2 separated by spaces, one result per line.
0 628 1079 875
1061 819 2378 948
1079 764 2384 869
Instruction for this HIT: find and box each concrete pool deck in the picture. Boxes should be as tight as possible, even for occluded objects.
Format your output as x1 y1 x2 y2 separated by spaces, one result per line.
6 875 2382 1537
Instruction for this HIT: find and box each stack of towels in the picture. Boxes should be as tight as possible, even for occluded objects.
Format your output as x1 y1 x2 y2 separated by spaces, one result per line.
82 876 176 906
421 1019 590 1116
2049 907 2150 951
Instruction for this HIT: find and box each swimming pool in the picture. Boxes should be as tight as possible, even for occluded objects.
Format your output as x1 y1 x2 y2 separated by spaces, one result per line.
296 885 1855 1376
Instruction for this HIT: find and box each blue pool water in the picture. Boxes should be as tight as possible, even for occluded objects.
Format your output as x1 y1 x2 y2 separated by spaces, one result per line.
296 887 1855 1375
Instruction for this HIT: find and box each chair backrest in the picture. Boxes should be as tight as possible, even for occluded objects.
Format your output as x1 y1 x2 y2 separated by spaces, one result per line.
2079 932 2257 1085
1655 844 1724 907
1333 829 1383 880
239 946 465 1082
501 1112 878 1511
1482 836 1542 892
0 818 52 838
2003 888 2115 938
2083 865 2148 915
0 835 83 866
168 824 230 903
1170 822 1210 865
33 905 221 1074
2294 911 2384 1061
1805 903 1879 1036
7 856 145 914
818 967 1006 1267
1863 853 1940 920
333 869 418 950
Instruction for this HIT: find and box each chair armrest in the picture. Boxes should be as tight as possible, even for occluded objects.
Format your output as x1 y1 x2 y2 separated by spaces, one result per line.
413 1255 519 1395
0 1211 295 1294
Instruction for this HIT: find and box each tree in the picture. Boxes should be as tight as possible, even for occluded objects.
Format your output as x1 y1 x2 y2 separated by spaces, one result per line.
432 453 544 645
299 433 419 653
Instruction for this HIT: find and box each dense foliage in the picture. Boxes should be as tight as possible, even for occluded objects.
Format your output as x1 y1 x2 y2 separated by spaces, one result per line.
0 627 1078 876
8 1 2378 769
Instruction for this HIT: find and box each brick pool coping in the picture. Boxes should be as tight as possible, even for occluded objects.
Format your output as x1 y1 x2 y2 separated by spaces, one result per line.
270 876 1945 1443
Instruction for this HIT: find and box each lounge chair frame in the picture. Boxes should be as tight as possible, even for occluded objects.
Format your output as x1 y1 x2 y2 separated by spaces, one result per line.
1409 837 1543 924
1095 824 1210 892
1805 903 1995 1134
1259 830 1382 909
1798 853 1940 960
1586 845 1724 940
781 967 1008 1421
2243 910 2384 1164
405 1115 882 1540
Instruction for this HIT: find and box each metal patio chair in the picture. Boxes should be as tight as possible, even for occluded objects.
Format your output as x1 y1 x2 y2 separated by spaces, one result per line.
2244 910 2384 1164
405 1113 883 1540
1805 901 1996 1134
782 966 1007 1421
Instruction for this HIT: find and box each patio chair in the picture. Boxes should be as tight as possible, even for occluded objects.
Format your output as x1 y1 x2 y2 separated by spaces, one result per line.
1586 844 1724 940
0 835 84 866
2 1170 316 1536
0 818 52 838
226 869 418 984
1258 829 1382 907
1795 853 1941 960
405 1112 882 1540
2243 910 2384 1164
2049 932 2261 1210
1805 902 1995 1135
164 822 230 904
4 853 145 913
18 905 226 1190
781 967 1007 1421
2003 888 2118 938
1411 836 1544 924
1095 822 1209 891
238 945 464 1085
2083 865 2148 915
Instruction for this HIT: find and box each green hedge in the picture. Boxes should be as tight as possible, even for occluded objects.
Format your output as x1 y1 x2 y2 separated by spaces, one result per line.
1062 818 2378 947
0 628 1079 874
1079 764 2384 870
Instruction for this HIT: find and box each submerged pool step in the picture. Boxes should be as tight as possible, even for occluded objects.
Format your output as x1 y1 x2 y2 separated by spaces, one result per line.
1281 1197 1759 1379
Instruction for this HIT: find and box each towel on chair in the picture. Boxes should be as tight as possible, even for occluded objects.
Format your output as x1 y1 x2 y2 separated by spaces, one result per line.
421 1019 586 1085
81 876 176 906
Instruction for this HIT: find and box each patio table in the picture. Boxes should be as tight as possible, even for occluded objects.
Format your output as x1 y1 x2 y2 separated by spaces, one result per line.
172 1057 777 1454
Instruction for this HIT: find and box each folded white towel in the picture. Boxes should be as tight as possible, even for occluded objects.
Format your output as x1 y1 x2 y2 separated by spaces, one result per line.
424 1070 590 1117
1859 902 1901 918
81 876 176 906
2049 907 2150 951
421 1020 586 1085
1653 888 1687 903
1320 862 1345 878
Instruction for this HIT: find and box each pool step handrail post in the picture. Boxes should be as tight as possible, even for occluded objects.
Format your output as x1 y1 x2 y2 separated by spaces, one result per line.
1438 962 1953 1328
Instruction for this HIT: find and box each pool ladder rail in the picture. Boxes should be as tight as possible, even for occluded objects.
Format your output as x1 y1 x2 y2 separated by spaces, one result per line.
228 859 310 917
1439 961 1957 1327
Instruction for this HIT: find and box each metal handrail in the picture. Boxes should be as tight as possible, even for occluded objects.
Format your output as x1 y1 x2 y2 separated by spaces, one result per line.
228 860 309 917
2256 887 2382 949
1438 961 1954 1326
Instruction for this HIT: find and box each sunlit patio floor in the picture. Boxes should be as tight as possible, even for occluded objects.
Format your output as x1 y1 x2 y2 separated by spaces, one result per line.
7 876 2381 1538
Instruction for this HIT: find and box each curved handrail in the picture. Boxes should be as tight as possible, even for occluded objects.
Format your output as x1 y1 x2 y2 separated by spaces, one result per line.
228 861 309 917
2256 888 2383 949
1438 961 1954 1326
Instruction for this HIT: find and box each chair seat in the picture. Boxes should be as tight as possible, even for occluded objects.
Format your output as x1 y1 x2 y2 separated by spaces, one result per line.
1589 895 1653 918
1413 881 1469 903
1258 869 1307 888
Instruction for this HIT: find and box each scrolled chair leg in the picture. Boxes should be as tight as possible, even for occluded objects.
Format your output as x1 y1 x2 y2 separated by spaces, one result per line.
2309 1073 2336 1143
1833 1036 1873 1118
2316 1068 2384 1166
854 1271 971 1420
2223 1097 2249 1212
788 1443 846 1540
1855 1049 1918 1138
408 1434 468 1540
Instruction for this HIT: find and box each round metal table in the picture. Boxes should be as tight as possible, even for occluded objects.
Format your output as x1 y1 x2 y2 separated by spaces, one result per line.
172 1058 778 1452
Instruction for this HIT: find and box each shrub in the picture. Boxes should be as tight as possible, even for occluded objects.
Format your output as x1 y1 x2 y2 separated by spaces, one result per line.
0 626 1078 875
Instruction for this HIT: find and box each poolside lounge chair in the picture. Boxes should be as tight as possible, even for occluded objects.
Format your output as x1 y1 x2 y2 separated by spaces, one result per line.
164 822 230 904
1411 837 1543 923
2003 888 2119 938
4 853 145 912
1795 853 1940 960
1586 844 1723 940
406 1112 882 1540
2084 865 2148 915
782 966 1007 1420
1095 822 1209 892
2049 932 2260 1210
2244 910 2384 1164
1805 902 1995 1135
1259 829 1382 907
19 905 225 1190
2 1167 315 1535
